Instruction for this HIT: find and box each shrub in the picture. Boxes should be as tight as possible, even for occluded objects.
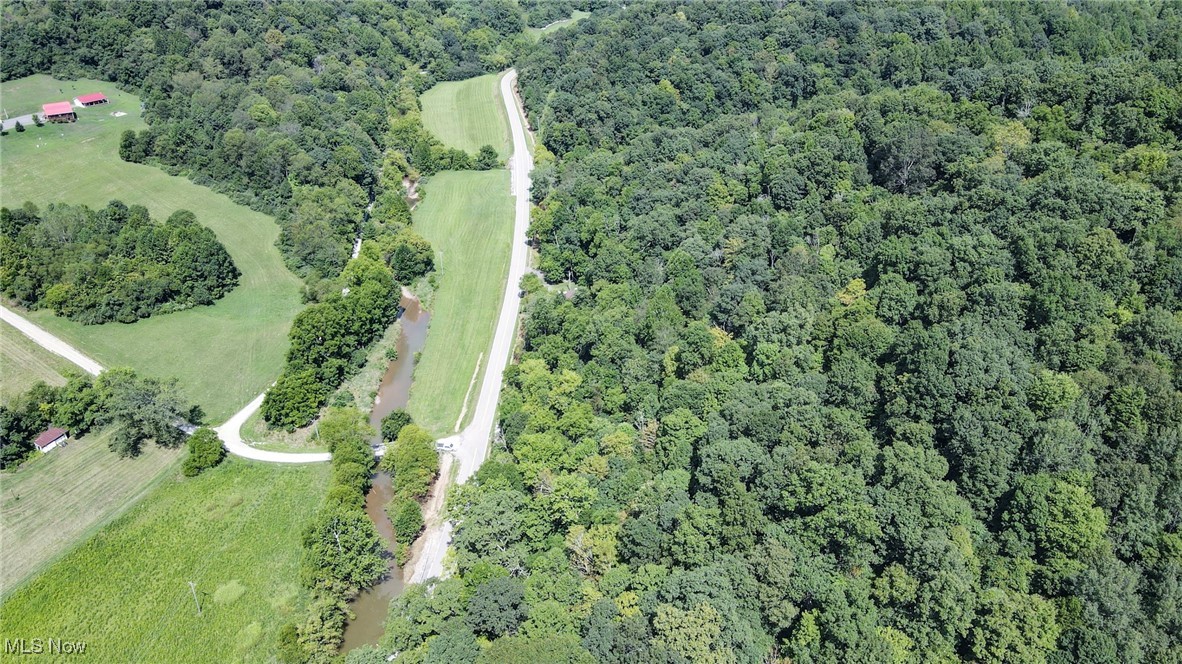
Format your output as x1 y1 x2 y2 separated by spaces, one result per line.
380 409 413 442
182 427 226 477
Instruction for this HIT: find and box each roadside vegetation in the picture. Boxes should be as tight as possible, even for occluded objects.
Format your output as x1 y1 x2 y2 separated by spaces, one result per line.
0 76 303 423
407 171 515 436
380 2 1182 663
279 408 385 663
0 319 72 402
420 73 513 159
0 428 180 598
0 459 329 663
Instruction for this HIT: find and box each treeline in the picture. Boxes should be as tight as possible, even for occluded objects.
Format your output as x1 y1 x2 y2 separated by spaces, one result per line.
378 2 1182 663
279 408 386 663
1 0 527 279
262 249 398 430
0 201 238 324
377 413 439 565
0 368 194 467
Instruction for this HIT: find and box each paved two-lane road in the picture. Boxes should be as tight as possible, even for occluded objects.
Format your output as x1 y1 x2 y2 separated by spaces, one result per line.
408 68 534 583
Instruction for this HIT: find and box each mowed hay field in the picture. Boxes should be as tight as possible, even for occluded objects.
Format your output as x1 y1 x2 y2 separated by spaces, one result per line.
408 170 513 435
0 460 329 663
0 75 303 422
0 428 181 597
420 72 512 158
0 318 74 402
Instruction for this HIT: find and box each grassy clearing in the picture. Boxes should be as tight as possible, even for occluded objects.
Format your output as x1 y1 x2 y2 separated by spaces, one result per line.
420 72 512 159
0 75 303 423
0 319 74 402
0 428 182 598
526 10 590 38
407 170 513 436
0 459 329 663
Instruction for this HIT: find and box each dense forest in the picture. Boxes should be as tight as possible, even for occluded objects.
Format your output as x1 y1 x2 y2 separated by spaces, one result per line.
1 0 525 278
374 2 1182 664
0 201 239 324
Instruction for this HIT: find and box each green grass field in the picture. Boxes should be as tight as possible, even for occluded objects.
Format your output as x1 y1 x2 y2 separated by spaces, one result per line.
526 10 590 38
0 459 329 663
0 319 74 402
0 75 303 422
407 171 513 436
420 72 512 159
0 428 181 597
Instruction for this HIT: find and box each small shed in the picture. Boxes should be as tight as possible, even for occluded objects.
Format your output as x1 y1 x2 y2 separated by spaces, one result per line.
34 427 68 453
75 92 108 106
41 101 76 123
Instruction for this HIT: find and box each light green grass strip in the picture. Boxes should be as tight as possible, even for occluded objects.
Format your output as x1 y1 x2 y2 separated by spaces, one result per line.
0 428 182 598
0 75 303 422
526 10 590 39
407 170 514 436
0 459 329 662
420 73 512 159
0 319 74 402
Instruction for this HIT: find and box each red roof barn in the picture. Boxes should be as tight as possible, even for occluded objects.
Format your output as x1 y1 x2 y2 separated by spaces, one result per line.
34 427 68 452
41 101 76 123
76 92 108 106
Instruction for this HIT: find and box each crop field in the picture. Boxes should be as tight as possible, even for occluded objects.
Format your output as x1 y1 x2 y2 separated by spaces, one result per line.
407 170 514 436
526 10 590 38
0 459 329 662
420 72 512 159
0 75 303 423
0 319 73 402
0 428 181 597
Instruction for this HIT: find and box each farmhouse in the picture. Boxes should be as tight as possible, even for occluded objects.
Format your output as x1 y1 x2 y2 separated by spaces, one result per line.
75 92 108 106
41 101 75 123
33 427 68 453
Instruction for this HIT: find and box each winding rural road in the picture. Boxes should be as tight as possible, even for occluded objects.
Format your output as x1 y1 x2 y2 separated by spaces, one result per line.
408 69 533 583
1 67 533 577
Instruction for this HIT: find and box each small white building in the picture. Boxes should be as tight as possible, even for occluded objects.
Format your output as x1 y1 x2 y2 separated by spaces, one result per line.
33 427 68 453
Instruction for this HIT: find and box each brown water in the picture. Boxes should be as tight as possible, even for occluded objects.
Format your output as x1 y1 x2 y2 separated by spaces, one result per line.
340 473 403 651
368 293 430 441
340 292 431 651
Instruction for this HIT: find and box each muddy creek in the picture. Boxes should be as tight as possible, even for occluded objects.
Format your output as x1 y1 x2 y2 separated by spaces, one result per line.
340 291 430 651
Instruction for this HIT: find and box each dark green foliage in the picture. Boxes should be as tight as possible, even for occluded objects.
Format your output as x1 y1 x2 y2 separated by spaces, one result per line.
1 1 527 278
13 121 23 133
300 506 385 592
388 498 424 542
290 407 386 661
380 229 435 284
181 427 225 477
474 144 500 170
0 202 239 324
94 368 189 457
261 256 399 430
380 409 413 442
382 1 1182 662
378 423 438 501
465 577 527 638
0 373 101 467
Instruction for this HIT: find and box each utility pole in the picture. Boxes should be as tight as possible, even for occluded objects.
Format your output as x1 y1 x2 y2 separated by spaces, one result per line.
188 581 202 616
